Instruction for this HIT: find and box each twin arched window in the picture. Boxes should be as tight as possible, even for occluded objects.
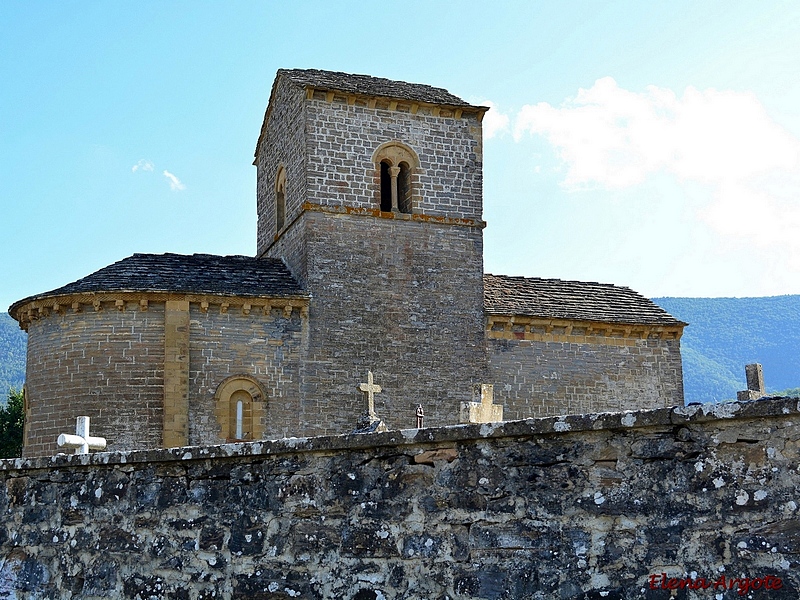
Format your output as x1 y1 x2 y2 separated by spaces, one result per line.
374 142 419 214
274 143 419 224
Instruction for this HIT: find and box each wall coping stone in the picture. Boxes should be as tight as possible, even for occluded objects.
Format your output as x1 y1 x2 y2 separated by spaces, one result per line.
2 396 796 473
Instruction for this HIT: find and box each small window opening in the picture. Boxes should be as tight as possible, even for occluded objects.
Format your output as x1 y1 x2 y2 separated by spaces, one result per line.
276 166 287 232
276 188 285 230
235 399 244 439
229 389 252 441
214 375 266 444
398 162 412 214
380 160 392 212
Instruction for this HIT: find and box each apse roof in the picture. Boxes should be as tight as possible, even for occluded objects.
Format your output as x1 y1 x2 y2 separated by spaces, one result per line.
484 273 686 326
11 255 685 328
10 253 306 314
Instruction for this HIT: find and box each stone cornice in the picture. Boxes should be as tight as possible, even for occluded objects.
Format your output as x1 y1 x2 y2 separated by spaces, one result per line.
303 86 489 122
261 201 486 256
486 315 684 343
302 202 486 229
11 291 310 331
301 201 485 228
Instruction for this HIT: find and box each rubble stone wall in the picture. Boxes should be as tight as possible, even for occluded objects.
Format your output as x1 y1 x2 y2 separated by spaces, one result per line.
2 397 799 599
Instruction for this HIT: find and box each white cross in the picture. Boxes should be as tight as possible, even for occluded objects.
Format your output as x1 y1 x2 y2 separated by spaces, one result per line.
358 371 382 419
460 384 503 424
57 416 107 455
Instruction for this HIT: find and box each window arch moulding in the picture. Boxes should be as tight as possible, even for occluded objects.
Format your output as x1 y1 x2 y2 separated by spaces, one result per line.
213 374 267 443
372 141 420 215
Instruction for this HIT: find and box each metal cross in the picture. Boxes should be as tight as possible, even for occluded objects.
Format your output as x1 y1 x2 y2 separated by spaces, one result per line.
358 371 382 419
57 416 107 455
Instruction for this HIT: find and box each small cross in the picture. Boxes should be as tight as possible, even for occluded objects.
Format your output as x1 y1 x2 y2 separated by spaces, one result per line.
358 371 382 419
57 416 107 455
460 384 503 424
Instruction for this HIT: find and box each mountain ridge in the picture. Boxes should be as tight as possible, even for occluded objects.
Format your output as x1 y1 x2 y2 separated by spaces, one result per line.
654 295 800 402
0 312 26 398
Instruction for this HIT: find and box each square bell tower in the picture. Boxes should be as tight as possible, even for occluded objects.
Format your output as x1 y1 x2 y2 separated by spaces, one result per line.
254 69 489 433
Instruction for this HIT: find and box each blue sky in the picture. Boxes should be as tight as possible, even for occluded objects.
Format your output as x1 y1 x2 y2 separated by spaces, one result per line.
2 1 800 311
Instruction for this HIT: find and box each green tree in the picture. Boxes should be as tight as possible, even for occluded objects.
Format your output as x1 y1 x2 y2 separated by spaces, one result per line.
0 388 24 458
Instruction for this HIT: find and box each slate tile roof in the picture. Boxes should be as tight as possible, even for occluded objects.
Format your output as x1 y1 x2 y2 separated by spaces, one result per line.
279 68 473 107
484 274 686 326
11 253 306 309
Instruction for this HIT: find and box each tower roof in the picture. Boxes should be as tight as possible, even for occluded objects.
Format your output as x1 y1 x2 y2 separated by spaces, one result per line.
255 68 488 161
9 253 306 317
278 68 474 107
484 274 686 326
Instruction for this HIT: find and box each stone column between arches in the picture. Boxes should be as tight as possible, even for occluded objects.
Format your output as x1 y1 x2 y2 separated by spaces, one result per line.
163 300 190 447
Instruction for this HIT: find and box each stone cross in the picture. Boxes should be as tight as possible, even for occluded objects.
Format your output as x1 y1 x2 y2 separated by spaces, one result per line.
460 384 503 424
358 370 382 420
57 416 107 455
737 363 766 401
353 371 387 434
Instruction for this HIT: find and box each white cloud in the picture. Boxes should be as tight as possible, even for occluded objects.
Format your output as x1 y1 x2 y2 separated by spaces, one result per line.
515 77 800 188
131 159 154 173
163 170 185 191
480 100 510 139
513 77 800 288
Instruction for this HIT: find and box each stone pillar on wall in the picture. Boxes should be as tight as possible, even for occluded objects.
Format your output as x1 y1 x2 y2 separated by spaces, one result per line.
737 363 766 401
163 300 190 447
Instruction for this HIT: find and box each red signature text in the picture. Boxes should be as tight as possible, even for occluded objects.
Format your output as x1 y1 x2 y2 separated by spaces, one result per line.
648 573 783 596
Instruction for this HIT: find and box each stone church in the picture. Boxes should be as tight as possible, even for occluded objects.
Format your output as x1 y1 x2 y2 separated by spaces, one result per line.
9 69 686 458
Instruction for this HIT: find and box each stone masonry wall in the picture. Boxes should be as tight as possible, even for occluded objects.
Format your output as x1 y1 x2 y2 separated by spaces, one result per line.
303 95 484 220
187 305 306 443
255 78 307 260
23 302 165 458
489 337 684 419
297 210 488 434
1 396 799 599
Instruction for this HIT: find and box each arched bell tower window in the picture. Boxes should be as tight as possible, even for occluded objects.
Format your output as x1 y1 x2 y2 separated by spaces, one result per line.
213 375 267 442
275 165 287 232
380 161 392 212
398 162 412 214
372 141 420 215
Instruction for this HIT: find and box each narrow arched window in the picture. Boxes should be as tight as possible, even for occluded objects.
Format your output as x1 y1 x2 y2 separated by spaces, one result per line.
398 162 412 214
372 141 420 215
229 389 252 441
380 160 392 212
235 399 244 439
213 375 266 443
275 166 287 232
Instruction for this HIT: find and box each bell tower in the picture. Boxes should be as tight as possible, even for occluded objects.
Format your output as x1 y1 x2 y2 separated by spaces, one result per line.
254 69 489 433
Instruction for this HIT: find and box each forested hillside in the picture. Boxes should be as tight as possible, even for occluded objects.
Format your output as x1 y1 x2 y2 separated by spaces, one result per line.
0 313 26 400
654 296 800 403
